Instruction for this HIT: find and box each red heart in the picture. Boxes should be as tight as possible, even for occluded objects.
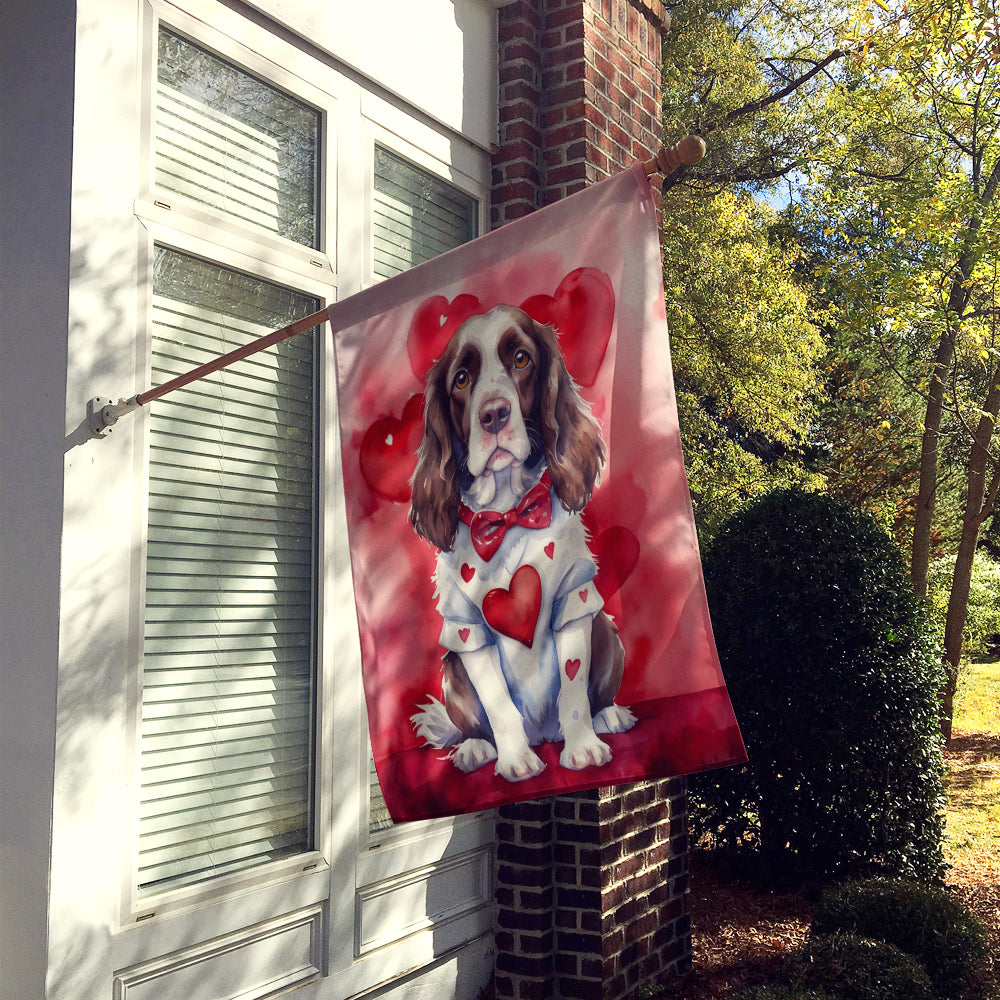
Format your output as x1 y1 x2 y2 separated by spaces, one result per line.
544 542 555 559
461 564 475 583
459 627 470 643
592 526 640 600
579 588 589 602
407 293 485 382
483 565 541 649
565 658 581 681
359 393 425 502
520 268 614 387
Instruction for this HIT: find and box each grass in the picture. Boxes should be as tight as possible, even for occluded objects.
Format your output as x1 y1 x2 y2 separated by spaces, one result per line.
955 658 1000 734
943 658 1000 1000
945 659 1000 868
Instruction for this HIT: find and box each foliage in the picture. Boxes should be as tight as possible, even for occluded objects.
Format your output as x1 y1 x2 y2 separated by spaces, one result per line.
927 550 1000 658
733 987 836 1000
792 933 934 1000
664 189 826 540
692 489 946 881
811 326 928 546
661 0 855 195
660 0 1000 738
812 878 988 999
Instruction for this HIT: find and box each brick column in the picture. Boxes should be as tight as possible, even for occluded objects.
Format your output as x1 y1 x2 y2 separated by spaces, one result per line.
491 3 692 999
493 0 668 224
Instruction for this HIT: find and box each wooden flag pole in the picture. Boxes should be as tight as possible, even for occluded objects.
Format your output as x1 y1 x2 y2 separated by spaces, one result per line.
87 308 330 437
88 137 705 437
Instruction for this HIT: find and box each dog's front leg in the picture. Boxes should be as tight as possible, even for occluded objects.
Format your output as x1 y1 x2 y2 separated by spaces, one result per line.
460 645 546 782
555 618 612 770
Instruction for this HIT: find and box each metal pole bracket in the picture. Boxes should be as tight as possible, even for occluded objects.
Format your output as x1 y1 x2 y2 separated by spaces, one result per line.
88 396 140 438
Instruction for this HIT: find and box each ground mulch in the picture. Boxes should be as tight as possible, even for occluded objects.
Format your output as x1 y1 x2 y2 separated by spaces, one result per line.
658 734 1000 999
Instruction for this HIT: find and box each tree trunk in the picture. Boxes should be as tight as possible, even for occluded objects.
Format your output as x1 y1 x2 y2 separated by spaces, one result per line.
940 373 1000 741
910 329 956 598
911 160 1000 596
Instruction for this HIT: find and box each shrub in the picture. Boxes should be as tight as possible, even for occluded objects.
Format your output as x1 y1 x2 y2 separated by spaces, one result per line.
793 933 934 1000
811 878 988 999
927 550 1000 659
691 489 946 881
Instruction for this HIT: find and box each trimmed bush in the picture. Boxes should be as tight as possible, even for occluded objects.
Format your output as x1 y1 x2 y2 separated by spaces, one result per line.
794 933 934 1000
812 878 988 999
692 489 946 881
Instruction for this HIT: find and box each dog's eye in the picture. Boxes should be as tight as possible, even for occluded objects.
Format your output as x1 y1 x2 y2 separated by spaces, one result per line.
453 369 470 391
513 349 531 370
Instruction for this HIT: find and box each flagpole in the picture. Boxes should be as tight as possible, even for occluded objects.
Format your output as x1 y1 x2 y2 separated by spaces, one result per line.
87 307 330 437
88 136 705 437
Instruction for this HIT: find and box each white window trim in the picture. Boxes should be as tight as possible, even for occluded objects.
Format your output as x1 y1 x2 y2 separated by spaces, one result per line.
110 2 496 991
120 221 337 928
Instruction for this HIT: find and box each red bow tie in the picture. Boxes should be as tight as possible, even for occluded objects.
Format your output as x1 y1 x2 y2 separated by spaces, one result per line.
460 472 553 561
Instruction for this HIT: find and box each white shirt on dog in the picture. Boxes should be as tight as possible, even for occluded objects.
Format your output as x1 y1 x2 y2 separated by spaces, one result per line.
433 474 604 744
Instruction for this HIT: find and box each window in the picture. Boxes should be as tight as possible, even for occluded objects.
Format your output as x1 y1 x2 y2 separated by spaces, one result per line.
155 28 320 247
120 7 494 992
372 145 477 279
367 146 479 834
136 26 323 897
139 248 318 894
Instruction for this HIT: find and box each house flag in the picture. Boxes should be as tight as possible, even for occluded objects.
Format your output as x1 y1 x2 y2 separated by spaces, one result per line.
330 164 746 823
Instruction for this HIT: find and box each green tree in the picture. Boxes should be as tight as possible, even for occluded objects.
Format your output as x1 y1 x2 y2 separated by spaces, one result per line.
801 0 1000 735
660 1 842 538
663 189 825 539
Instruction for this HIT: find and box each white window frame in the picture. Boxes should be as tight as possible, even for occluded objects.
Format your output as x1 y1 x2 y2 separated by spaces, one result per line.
124 0 339 929
112 0 495 992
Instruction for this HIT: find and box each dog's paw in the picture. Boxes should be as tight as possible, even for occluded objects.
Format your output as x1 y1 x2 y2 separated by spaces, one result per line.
560 732 612 770
495 745 546 783
452 738 498 773
593 704 637 735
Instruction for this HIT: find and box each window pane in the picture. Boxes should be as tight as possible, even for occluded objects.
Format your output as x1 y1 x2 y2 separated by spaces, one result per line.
372 146 477 279
156 28 320 248
369 149 478 833
138 247 318 895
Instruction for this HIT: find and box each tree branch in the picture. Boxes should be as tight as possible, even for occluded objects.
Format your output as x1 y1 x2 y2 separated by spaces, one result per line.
704 49 848 133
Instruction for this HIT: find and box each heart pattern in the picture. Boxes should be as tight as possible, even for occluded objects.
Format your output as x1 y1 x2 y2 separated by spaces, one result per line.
359 393 424 502
519 268 615 387
483 565 542 648
458 627 470 643
544 541 555 559
461 563 475 583
406 293 485 382
564 658 581 681
592 526 640 600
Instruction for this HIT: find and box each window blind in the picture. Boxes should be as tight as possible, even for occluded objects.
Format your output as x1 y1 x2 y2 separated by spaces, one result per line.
138 248 318 895
372 146 477 280
156 28 320 248
368 148 478 832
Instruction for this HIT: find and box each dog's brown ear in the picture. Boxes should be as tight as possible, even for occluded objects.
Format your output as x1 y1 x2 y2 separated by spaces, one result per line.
409 365 461 551
534 319 606 512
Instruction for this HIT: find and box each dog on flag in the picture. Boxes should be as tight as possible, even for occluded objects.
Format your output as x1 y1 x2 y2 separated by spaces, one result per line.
408 305 635 782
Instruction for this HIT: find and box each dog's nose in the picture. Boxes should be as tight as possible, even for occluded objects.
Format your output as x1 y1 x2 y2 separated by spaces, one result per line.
479 397 511 435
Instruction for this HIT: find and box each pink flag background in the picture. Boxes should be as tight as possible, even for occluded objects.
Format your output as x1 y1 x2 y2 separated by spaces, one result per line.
331 165 745 822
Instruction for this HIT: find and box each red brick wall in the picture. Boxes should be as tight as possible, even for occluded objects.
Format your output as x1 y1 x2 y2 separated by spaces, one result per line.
491 8 690 998
492 0 667 226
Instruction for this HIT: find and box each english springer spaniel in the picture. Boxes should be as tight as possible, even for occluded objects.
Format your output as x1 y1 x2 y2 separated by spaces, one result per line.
409 304 635 783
